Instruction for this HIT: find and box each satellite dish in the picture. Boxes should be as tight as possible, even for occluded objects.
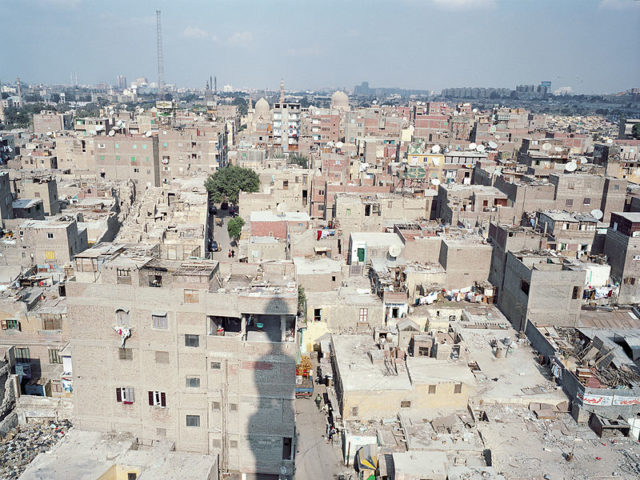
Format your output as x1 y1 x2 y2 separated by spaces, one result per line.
472 108 478 113
431 145 441 154
431 178 441 186
542 143 552 151
388 244 402 258
108 130 115 136
432 157 440 165
327 141 334 147
488 141 498 149
469 143 477 150
494 134 500 140
591 209 603 220
565 161 577 172
145 131 152 137
477 145 485 153
489 125 496 133
335 141 343 148
554 146 563 152
579 156 588 164
606 139 613 144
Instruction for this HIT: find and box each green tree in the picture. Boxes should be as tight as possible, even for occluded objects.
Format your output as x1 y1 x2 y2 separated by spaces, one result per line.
227 216 245 241
289 154 308 169
633 123 640 140
232 96 248 116
204 166 260 204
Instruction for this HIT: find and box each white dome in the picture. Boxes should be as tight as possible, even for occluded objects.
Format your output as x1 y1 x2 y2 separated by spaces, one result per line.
331 90 349 110
255 97 270 116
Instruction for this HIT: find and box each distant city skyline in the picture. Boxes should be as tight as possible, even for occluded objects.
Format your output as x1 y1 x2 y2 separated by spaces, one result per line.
1 0 639 94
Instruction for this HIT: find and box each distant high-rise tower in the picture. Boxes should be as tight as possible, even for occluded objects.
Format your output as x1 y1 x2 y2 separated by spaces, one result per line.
16 77 23 108
156 10 165 99
280 79 285 104
214 76 217 94
0 81 5 123
117 75 127 89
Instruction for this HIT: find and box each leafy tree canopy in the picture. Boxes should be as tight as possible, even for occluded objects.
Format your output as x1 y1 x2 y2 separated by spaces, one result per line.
289 154 308 169
227 216 245 240
633 123 640 140
204 166 259 204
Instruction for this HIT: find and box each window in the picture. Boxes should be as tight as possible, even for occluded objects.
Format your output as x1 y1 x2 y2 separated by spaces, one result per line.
614 184 620 191
155 351 169 363
359 308 368 323
99 155 105 161
283 180 289 190
282 437 292 460
521 280 530 295
152 313 168 330
314 308 322 322
565 199 573 207
230 440 238 448
115 309 130 326
568 182 575 190
401 401 411 408
47 233 54 239
156 428 167 438
119 348 133 360
230 403 238 411
116 387 135 404
428 385 437 394
346 208 351 215
454 383 463 394
116 269 131 285
45 250 55 261
43 317 62 330
131 156 136 162
148 391 166 407
572 286 580 300
186 377 201 388
15 347 29 363
184 289 199 303
351 406 359 417
418 347 429 356
128 473 137 480
48 349 62 364
186 415 200 427
210 361 221 369
583 197 591 206
212 401 221 410
1 319 19 330
185 334 199 347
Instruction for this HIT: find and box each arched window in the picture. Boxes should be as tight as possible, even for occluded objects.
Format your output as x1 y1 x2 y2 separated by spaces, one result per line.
115 308 130 326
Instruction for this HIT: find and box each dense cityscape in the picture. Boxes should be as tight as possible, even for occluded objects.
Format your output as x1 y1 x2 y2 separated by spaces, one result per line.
1 2 640 480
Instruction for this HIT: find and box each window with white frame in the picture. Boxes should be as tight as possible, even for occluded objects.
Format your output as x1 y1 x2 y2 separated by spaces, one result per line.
148 390 166 407
116 387 135 404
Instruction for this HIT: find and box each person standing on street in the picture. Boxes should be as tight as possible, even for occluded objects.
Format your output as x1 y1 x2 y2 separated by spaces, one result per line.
315 393 322 410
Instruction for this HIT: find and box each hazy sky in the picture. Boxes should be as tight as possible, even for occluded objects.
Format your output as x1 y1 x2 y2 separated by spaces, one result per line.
2 0 639 93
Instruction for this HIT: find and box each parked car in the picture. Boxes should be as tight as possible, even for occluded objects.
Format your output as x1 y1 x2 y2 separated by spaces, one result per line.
209 240 220 252
209 205 217 215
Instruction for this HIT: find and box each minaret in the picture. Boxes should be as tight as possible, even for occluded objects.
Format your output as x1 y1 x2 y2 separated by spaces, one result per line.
280 79 285 104
16 77 23 108
248 95 253 112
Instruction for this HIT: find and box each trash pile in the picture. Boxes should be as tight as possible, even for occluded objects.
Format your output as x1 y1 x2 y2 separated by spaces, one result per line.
0 419 72 479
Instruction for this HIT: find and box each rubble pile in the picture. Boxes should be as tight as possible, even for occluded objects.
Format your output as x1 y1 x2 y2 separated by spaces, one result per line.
0 420 72 479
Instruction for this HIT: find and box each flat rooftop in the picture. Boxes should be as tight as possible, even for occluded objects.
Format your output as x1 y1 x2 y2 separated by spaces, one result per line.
293 256 342 275
332 335 413 392
19 429 217 480
250 211 310 222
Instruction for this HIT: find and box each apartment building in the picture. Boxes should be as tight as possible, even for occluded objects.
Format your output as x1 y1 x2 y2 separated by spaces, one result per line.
17 217 88 268
498 251 586 331
68 244 297 477
13 174 60 215
94 134 160 187
33 111 68 134
0 283 69 397
272 102 300 152
603 212 640 304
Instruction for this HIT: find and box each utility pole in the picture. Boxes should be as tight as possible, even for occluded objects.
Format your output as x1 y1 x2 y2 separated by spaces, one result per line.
156 10 165 100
